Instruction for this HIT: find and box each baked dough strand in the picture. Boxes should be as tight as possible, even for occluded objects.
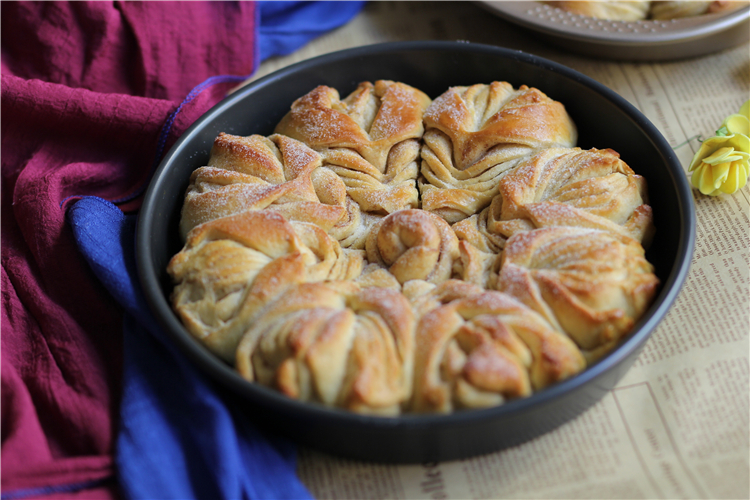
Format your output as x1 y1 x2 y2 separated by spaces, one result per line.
235 282 415 415
497 226 659 362
419 82 577 223
411 282 585 413
495 147 655 245
275 81 432 247
179 133 347 240
168 211 363 362
366 209 460 285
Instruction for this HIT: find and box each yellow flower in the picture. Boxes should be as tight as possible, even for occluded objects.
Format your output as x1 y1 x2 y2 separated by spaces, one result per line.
719 100 750 137
689 134 749 195
689 101 750 196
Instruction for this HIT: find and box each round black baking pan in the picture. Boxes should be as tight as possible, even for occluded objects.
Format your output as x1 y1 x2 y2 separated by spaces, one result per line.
136 41 695 463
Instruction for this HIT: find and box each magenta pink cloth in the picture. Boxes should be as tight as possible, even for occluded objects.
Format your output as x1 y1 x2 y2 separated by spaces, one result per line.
1 2 257 497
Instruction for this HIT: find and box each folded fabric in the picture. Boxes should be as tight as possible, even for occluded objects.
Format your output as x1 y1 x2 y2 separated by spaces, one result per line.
259 1 367 60
68 198 311 500
1 1 365 499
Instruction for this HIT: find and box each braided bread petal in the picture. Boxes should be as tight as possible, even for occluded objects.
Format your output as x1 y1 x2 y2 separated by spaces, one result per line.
236 282 415 415
275 81 432 248
497 226 659 361
411 283 585 413
495 147 654 245
180 133 347 240
419 82 577 223
168 211 363 361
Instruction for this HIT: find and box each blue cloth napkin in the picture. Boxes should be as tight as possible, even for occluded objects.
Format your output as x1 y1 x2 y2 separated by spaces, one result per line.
259 1 367 60
67 2 365 498
68 198 310 500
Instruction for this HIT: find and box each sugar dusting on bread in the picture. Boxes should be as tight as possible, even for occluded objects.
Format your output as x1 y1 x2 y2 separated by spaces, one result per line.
168 80 658 415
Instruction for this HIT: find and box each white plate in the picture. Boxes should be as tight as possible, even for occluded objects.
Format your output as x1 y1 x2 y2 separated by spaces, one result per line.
478 1 750 60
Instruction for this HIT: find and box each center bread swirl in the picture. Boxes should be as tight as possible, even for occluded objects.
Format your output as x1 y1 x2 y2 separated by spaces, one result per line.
168 80 659 415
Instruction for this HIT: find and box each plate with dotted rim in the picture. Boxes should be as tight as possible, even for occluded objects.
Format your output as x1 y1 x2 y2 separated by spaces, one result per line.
478 1 750 60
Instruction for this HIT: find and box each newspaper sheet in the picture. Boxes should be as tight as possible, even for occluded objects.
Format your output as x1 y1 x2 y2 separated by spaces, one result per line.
251 3 750 498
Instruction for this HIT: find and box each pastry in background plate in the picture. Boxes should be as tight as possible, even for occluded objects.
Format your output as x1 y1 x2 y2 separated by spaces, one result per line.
649 0 746 19
543 0 746 20
543 1 651 20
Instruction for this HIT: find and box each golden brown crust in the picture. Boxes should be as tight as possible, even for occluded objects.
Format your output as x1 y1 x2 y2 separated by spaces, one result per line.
497 226 659 361
544 1 651 20
494 147 655 245
169 80 660 415
275 81 431 170
275 81 432 248
451 196 507 254
168 211 363 362
235 282 415 414
419 82 577 223
365 209 460 285
179 133 347 240
411 286 585 413
453 240 502 289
